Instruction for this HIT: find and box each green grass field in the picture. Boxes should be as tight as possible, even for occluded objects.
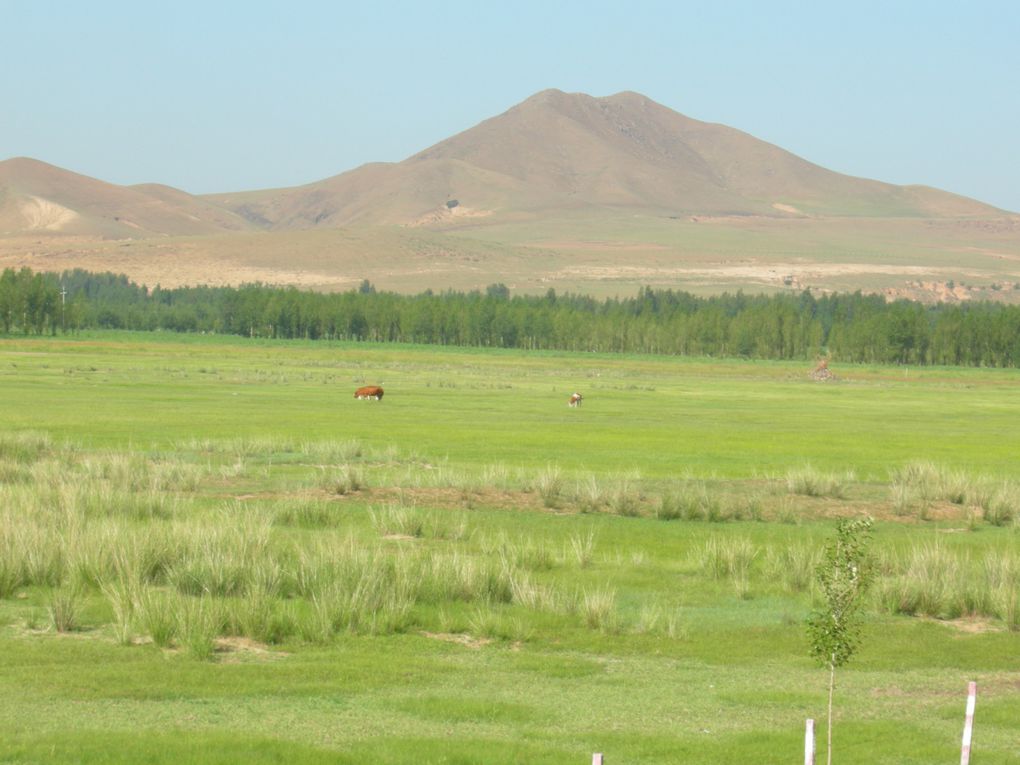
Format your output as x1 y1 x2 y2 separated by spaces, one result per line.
0 332 1017 764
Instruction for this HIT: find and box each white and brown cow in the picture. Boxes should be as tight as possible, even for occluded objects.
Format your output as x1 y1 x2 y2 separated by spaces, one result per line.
354 385 384 400
568 392 583 408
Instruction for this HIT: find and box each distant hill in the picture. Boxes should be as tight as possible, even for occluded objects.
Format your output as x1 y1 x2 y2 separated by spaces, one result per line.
0 157 253 237
206 89 1006 228
2 91 1017 301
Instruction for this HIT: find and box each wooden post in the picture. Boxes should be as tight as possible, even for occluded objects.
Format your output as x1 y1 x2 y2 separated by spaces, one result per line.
960 681 977 765
804 718 815 765
592 754 603 765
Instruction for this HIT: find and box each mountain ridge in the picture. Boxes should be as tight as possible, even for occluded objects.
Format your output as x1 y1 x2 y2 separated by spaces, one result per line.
2 90 1011 239
203 88 1007 229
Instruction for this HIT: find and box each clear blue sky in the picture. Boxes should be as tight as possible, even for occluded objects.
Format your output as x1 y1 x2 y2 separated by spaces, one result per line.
3 0 1018 211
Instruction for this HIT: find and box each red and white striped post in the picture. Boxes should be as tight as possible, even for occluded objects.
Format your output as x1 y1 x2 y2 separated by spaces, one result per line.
592 754 603 765
804 718 815 765
960 681 977 765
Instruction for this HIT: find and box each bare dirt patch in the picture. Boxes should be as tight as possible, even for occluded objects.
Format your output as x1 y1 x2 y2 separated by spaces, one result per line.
527 240 670 252
407 205 494 227
215 636 289 662
924 616 1002 634
421 631 492 649
18 196 81 231
771 202 806 215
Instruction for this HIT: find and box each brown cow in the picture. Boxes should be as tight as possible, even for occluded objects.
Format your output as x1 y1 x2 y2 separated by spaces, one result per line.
354 385 384 400
568 392 583 408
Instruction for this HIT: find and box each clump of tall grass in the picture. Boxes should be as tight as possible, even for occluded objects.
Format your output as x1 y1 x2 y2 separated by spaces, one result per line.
574 474 608 513
225 436 293 459
875 541 1019 623
581 588 617 632
633 601 687 639
467 608 532 642
607 472 644 517
370 501 468 541
176 595 223 659
0 458 33 485
889 461 991 509
302 439 364 463
399 459 470 490
0 431 52 463
698 537 758 583
48 585 84 632
150 459 206 492
272 500 339 528
890 482 924 517
225 590 293 645
568 530 596 568
165 508 274 597
101 578 138 645
420 551 514 605
319 463 366 495
370 501 426 538
785 465 854 498
764 544 819 593
656 482 729 522
218 458 249 479
486 534 556 572
77 483 179 521
479 462 515 492
535 465 564 509
979 483 1019 527
506 571 558 611
311 574 415 638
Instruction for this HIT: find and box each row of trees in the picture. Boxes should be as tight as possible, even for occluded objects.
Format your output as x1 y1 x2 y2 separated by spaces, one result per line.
4 267 1020 367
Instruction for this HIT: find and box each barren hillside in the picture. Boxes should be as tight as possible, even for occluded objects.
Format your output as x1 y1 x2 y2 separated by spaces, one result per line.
0 157 254 238
206 89 1006 228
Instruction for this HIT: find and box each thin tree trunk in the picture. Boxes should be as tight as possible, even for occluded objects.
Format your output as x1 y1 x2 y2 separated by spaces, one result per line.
827 659 835 765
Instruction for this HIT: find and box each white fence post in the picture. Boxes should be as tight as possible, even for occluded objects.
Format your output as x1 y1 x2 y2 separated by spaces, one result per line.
960 681 977 765
804 718 815 765
592 754 603 765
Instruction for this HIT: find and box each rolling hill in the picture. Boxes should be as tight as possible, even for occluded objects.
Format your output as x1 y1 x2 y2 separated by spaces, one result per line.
206 89 1006 228
1 90 1017 299
0 157 253 237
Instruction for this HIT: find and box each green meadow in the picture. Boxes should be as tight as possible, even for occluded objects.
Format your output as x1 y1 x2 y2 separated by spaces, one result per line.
0 332 1017 764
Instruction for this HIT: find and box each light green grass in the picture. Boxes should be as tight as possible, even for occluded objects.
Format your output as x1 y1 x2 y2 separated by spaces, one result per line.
0 332 1017 764
3 332 1019 475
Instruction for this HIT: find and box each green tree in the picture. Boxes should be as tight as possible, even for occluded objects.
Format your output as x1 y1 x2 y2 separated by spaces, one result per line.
807 517 873 765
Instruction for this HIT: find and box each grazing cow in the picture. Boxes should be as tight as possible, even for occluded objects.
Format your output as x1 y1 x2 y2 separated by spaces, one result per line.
354 385 384 400
568 392 583 408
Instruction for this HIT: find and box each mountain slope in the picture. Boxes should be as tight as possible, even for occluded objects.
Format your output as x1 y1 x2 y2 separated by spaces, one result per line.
0 157 254 237
207 89 1005 229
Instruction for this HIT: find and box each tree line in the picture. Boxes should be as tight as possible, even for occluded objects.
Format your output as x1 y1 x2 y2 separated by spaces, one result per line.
3 266 1020 367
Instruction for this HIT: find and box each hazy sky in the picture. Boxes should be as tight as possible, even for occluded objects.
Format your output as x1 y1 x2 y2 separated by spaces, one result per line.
3 0 1018 211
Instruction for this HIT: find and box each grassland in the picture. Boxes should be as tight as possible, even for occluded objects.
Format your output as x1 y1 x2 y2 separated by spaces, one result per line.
3 212 1020 300
0 332 1018 764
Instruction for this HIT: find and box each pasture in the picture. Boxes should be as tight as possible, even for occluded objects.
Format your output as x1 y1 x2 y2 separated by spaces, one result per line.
0 332 1018 764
